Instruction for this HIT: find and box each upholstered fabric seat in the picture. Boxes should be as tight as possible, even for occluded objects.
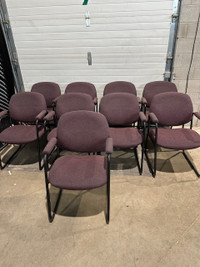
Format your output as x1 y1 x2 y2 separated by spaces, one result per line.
145 92 200 177
49 155 107 190
43 110 113 223
0 125 44 144
150 128 200 150
109 127 142 148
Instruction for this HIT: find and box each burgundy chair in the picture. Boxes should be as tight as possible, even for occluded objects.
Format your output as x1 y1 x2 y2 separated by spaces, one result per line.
141 81 177 113
43 110 113 223
145 92 200 177
103 81 137 96
65 82 98 111
47 93 95 141
99 93 147 174
0 92 48 170
31 82 61 109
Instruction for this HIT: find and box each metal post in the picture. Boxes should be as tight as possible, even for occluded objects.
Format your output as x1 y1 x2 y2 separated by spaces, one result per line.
164 0 182 81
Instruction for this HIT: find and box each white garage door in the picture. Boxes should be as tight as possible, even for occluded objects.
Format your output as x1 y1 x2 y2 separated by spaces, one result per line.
6 0 173 96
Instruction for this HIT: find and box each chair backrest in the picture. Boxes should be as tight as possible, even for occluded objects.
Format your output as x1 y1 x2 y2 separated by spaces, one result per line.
31 82 61 107
99 93 140 126
65 82 97 100
143 81 177 107
9 92 46 123
57 110 110 152
103 81 137 96
56 93 95 119
150 92 193 126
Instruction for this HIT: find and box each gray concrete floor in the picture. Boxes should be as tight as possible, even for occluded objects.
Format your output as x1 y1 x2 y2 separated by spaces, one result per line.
1 130 200 267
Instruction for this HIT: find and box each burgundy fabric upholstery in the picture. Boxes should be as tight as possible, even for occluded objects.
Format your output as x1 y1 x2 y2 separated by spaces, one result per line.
104 81 137 96
150 92 193 126
0 125 44 144
65 82 97 101
55 93 95 119
47 93 95 141
57 110 110 152
106 137 113 154
99 93 140 125
150 128 200 150
143 81 177 107
31 82 61 108
0 110 8 118
43 137 57 155
47 128 57 141
9 92 47 123
49 155 107 190
109 127 142 148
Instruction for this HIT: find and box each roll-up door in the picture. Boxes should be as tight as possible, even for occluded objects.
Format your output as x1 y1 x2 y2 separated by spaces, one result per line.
6 0 174 96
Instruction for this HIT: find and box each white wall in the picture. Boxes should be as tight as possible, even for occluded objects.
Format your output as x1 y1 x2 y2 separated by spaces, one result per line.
6 0 173 97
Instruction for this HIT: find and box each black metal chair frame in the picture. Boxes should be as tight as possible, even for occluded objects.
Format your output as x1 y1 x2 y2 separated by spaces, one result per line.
145 115 200 178
110 122 146 175
0 112 46 170
43 144 111 224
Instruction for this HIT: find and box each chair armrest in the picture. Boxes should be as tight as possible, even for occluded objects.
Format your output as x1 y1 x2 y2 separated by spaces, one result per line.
43 137 57 155
139 111 147 123
0 110 8 118
43 110 55 121
193 112 200 120
149 112 159 124
36 110 47 121
141 97 147 105
52 96 61 105
106 137 113 154
94 97 98 104
0 110 9 122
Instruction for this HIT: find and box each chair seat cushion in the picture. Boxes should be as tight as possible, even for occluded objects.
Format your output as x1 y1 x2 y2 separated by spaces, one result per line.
0 125 44 144
150 128 200 150
49 155 107 190
109 127 142 148
47 128 57 141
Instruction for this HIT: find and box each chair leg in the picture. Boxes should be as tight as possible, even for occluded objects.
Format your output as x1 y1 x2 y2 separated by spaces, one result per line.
144 139 157 178
134 147 142 175
106 154 111 224
0 144 23 169
36 134 44 170
182 150 200 177
140 143 144 175
153 142 157 178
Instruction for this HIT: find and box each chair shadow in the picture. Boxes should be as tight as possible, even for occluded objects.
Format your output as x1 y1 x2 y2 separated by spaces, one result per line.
146 149 196 174
1 136 46 166
110 148 138 170
49 185 107 219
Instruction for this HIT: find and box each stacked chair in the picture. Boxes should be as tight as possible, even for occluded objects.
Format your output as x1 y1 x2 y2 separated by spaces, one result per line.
145 92 200 177
1 80 200 224
100 92 147 174
43 110 113 223
47 92 95 141
65 82 98 111
31 82 61 109
0 92 50 170
141 81 178 113
103 81 137 95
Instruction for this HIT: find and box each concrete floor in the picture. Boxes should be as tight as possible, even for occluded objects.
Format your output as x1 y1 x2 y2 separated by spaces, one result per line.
1 131 200 267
